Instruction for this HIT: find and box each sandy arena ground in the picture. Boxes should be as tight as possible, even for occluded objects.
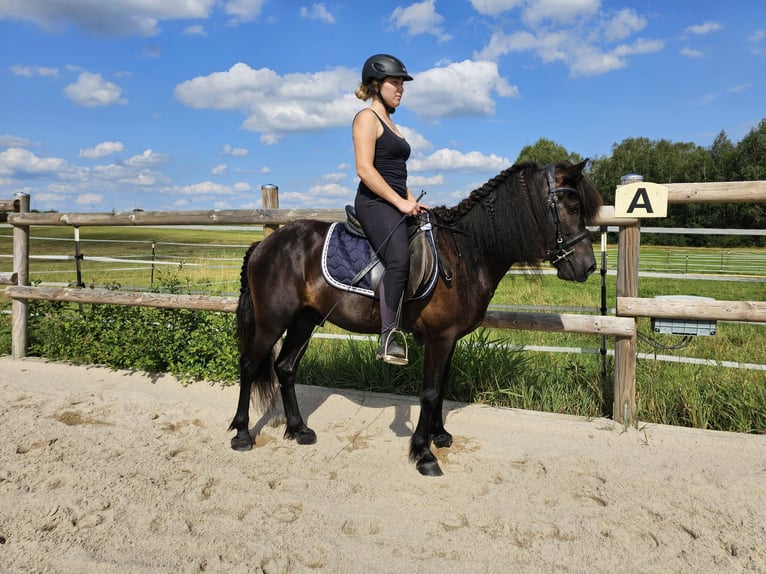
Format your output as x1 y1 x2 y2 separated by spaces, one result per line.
1 356 764 573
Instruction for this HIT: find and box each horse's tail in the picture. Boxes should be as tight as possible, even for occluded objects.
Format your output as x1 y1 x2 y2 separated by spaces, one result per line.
235 241 280 415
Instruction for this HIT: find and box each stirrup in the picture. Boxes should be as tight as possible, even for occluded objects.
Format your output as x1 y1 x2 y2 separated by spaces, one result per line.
376 329 408 366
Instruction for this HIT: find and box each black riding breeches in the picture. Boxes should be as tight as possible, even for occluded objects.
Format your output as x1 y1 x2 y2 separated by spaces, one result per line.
354 194 410 331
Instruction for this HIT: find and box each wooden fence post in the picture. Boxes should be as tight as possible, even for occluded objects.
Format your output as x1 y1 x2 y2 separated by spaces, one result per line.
12 192 30 358
613 175 641 425
261 184 279 237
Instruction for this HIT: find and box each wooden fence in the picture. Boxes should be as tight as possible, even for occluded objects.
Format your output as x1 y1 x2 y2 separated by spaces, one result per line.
3 181 766 424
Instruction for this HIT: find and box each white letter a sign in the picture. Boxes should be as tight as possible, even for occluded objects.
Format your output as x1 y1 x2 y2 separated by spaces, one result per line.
615 182 668 218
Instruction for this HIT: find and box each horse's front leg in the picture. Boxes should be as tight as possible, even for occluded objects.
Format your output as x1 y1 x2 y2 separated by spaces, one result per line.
410 338 457 476
430 345 455 449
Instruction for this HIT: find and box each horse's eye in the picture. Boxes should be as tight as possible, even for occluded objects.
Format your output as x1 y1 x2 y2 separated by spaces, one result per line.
566 205 580 215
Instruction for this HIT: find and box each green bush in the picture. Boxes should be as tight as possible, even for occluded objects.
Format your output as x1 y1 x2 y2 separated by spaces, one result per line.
26 277 239 384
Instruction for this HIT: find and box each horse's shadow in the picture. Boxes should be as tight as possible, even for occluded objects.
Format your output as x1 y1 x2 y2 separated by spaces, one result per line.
246 383 462 443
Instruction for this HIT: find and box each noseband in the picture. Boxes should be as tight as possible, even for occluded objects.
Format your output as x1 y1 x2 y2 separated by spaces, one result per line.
544 164 591 266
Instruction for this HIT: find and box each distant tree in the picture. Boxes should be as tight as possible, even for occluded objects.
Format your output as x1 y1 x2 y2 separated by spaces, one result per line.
735 119 766 181
515 138 583 166
709 130 738 181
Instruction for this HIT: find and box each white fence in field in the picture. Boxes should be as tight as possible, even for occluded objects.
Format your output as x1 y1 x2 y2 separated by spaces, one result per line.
2 227 765 290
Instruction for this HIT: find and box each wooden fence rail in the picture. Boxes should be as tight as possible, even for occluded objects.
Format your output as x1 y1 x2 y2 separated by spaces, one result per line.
5 285 637 338
617 297 766 322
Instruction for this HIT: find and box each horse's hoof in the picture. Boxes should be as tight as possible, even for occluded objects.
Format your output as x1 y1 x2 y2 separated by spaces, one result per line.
296 428 317 445
432 432 453 449
416 459 444 477
231 431 253 451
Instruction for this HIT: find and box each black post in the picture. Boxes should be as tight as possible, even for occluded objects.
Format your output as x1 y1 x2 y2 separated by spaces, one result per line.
73 226 85 288
600 225 608 383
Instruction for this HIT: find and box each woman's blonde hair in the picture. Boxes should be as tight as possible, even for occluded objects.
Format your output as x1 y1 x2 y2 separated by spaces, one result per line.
354 81 379 101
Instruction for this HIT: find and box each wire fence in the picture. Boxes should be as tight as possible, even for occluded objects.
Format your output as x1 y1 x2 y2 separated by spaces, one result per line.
2 230 766 296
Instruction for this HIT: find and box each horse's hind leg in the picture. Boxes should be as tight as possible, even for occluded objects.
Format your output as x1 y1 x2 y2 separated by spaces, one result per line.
230 337 280 451
274 312 318 445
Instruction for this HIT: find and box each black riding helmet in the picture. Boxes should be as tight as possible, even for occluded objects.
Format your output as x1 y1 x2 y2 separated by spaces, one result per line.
361 54 413 86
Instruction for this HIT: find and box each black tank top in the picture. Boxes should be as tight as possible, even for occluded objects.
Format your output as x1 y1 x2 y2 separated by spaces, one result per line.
356 110 411 200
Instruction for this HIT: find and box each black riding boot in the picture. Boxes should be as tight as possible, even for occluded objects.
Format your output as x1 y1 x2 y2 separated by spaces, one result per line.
377 282 408 365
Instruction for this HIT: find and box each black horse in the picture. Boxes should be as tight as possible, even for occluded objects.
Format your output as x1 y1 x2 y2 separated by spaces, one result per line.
230 160 602 476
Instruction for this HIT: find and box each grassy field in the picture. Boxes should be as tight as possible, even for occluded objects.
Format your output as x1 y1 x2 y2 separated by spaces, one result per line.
1 224 764 432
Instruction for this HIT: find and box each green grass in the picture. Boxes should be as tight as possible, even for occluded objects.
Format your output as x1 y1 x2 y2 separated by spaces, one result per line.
1 225 764 433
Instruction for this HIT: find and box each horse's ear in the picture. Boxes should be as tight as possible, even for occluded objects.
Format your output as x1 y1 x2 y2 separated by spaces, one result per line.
559 158 589 180
573 158 589 175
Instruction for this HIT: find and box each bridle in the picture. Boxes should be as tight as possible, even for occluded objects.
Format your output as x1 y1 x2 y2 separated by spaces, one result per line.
544 164 592 266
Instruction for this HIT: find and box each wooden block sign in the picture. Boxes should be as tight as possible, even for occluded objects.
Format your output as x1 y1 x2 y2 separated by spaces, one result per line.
614 182 668 218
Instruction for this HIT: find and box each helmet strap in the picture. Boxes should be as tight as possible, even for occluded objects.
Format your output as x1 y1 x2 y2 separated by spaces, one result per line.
373 88 395 115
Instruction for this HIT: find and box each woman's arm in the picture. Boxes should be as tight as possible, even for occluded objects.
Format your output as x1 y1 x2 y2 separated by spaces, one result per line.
353 110 423 216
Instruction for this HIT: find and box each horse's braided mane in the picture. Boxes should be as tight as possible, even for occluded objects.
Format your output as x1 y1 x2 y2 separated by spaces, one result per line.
429 163 528 224
428 161 548 269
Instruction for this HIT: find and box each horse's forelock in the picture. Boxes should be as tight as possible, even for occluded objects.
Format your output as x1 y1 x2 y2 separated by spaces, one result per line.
578 177 603 225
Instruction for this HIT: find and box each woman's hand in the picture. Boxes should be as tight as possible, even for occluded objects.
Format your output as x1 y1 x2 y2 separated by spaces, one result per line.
398 196 428 217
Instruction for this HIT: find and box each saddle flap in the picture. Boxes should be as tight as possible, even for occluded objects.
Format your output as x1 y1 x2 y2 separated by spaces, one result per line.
405 230 435 299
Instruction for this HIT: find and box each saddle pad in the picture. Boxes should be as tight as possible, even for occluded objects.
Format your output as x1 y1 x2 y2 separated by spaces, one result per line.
321 220 440 301
321 223 375 297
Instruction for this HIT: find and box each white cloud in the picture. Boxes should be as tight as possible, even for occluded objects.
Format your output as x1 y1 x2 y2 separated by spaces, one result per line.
0 0 215 36
309 182 351 197
470 0 522 17
406 60 518 117
212 164 228 175
685 22 722 36
79 141 125 159
176 60 518 142
183 25 207 36
124 149 170 168
475 14 663 77
300 3 335 24
680 47 703 58
0 135 33 149
0 148 67 177
603 9 646 42
10 65 59 78
64 72 127 107
409 148 510 172
171 181 235 196
390 0 451 42
409 174 446 188
522 0 600 25
76 193 103 206
175 63 360 143
232 182 253 192
612 38 664 57
222 144 249 156
398 126 432 154
224 0 266 23
322 172 347 183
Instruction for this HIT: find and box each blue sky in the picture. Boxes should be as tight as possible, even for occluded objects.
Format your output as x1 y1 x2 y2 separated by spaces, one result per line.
1 1 763 213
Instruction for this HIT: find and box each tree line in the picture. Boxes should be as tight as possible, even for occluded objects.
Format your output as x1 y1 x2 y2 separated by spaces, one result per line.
516 118 766 247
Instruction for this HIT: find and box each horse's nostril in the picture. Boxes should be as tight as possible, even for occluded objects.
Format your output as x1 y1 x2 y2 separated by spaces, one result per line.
587 263 596 276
